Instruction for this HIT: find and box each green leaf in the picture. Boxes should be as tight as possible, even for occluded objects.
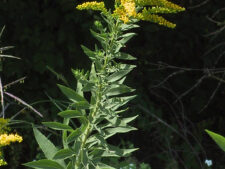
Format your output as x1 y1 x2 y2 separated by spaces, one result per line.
67 129 82 143
82 82 95 92
205 129 225 152
122 148 139 156
89 63 97 83
73 140 82 154
81 149 89 167
42 122 73 131
57 84 88 103
53 148 75 160
74 101 90 109
102 145 138 158
119 33 136 44
115 52 136 60
121 115 139 125
23 159 64 169
105 84 135 97
81 45 96 61
58 110 82 119
90 29 107 44
107 65 136 83
105 126 137 137
33 127 65 167
106 95 137 111
96 163 116 169
121 23 139 31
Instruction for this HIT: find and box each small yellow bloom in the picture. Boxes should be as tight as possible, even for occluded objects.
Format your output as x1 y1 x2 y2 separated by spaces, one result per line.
0 133 23 146
0 159 7 166
113 7 129 23
121 0 136 17
113 0 136 23
136 0 185 12
137 8 176 28
76 1 107 13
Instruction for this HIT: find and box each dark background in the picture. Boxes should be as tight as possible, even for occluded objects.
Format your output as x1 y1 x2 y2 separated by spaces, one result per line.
0 0 225 168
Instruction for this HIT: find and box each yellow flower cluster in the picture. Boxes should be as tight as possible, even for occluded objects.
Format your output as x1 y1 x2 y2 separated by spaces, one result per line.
0 159 7 166
113 0 136 23
0 133 23 146
76 1 107 13
76 0 185 28
135 0 185 12
137 8 176 28
147 6 178 14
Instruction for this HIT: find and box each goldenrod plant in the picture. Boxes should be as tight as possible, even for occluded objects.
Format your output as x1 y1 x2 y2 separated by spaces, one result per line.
0 118 23 166
24 0 184 168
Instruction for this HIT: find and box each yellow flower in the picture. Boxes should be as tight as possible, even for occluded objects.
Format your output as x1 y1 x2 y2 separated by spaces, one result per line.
135 0 185 12
121 0 136 17
137 8 176 28
113 7 129 23
0 133 23 146
0 159 7 166
113 0 136 23
76 1 107 13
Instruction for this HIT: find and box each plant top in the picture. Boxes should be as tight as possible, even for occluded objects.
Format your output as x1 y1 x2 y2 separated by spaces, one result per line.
77 0 185 28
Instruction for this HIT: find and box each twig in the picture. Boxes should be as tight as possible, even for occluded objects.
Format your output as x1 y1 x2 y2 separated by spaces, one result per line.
4 91 43 117
174 75 208 103
0 77 4 118
3 76 26 89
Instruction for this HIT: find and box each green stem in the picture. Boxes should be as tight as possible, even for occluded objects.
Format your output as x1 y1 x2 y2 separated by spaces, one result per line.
74 18 119 169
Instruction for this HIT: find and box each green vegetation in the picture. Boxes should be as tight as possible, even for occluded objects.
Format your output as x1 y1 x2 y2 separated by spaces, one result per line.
0 0 224 168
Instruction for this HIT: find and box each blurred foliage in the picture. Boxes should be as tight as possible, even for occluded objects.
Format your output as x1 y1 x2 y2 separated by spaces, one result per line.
0 0 225 168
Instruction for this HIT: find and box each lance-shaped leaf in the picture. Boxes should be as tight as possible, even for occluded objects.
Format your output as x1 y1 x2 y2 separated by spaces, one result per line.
57 84 88 104
42 122 73 131
67 128 82 143
82 82 95 92
58 110 83 119
102 145 138 157
81 45 96 61
23 159 64 169
121 23 140 31
107 65 136 83
33 128 66 167
120 115 139 126
105 84 135 97
119 33 136 44
115 52 137 60
0 54 20 59
90 29 107 45
0 46 14 51
96 163 116 169
205 129 225 152
105 126 137 138
53 148 75 160
74 101 90 109
105 95 137 111
122 148 139 156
